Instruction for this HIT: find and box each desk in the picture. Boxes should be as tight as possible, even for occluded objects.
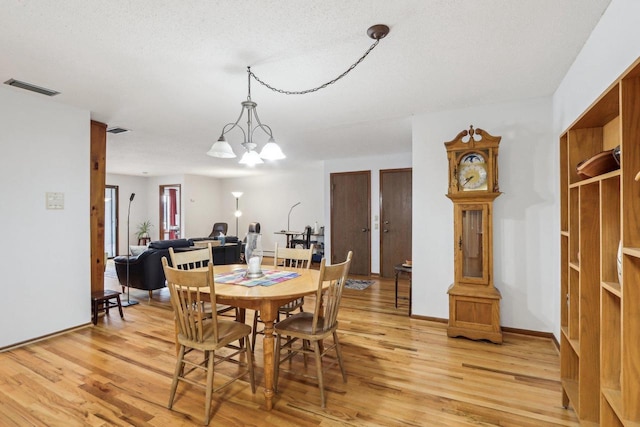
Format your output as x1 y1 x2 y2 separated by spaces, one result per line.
394 264 412 312
273 230 302 248
202 264 322 410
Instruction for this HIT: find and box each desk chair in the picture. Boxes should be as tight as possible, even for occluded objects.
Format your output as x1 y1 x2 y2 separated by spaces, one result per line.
290 225 312 249
274 251 352 407
162 260 255 425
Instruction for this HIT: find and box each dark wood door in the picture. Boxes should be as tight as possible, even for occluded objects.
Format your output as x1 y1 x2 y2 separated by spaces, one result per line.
331 171 371 275
380 168 412 277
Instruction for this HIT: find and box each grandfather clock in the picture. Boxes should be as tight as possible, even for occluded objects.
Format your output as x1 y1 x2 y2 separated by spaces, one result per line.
444 125 502 344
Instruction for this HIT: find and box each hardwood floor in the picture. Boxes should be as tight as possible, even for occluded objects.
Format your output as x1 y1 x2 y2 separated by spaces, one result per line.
0 265 578 426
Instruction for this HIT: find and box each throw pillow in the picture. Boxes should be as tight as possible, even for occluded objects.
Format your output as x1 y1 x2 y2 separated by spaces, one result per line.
130 245 147 256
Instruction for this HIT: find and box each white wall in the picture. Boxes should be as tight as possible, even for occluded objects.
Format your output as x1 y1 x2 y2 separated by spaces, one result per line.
324 152 412 274
0 87 90 347
554 0 640 133
412 97 556 333
106 173 149 255
551 0 640 340
183 174 223 238
219 164 325 255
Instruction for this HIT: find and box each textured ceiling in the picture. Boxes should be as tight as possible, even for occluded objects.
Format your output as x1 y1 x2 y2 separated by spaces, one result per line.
0 0 611 177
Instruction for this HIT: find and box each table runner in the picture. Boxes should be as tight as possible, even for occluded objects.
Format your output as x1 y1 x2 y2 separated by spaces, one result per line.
214 269 300 287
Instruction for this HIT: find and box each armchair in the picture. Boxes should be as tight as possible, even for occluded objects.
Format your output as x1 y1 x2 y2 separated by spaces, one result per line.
208 222 228 238
113 239 193 298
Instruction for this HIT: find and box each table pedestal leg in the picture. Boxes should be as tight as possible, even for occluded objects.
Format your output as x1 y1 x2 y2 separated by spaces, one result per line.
261 305 277 410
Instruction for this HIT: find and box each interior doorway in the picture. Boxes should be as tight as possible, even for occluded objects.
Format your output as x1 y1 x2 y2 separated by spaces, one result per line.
159 184 181 240
105 185 118 258
380 168 412 277
330 171 371 275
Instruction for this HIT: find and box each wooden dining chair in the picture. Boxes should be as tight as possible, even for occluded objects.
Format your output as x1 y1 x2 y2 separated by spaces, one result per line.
273 251 352 408
251 243 314 352
169 244 236 317
161 258 255 425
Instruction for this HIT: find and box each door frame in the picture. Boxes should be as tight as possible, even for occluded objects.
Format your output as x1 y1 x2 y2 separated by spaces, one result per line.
159 184 182 241
105 185 119 258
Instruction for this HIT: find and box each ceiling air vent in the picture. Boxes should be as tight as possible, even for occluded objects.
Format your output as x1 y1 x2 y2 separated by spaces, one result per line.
4 78 60 96
107 127 130 134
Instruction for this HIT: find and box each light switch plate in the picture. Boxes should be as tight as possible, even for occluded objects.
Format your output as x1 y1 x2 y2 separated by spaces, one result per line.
46 192 64 209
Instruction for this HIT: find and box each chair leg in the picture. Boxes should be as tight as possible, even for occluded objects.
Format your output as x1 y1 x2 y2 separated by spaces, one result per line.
92 300 98 325
274 334 281 393
168 345 185 409
116 295 124 319
312 340 325 408
245 337 256 394
251 311 259 353
148 290 152 299
204 350 215 425
333 330 347 382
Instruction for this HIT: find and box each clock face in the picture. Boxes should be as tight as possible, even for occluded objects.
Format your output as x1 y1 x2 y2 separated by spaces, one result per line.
458 153 487 191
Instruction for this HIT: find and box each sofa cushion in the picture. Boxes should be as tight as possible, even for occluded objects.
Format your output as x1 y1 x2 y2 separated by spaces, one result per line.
148 238 192 250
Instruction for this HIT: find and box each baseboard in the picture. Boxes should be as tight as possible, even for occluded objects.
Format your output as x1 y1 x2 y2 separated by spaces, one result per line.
409 315 559 345
0 323 92 353
410 314 447 323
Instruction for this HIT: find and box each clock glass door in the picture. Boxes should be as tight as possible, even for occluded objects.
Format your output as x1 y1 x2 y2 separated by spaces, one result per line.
455 204 489 284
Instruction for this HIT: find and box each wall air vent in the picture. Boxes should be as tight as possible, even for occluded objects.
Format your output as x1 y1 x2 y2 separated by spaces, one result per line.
107 127 130 134
4 78 60 96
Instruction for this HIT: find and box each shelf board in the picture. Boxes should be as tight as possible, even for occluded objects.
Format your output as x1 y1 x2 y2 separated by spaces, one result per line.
562 378 580 413
602 281 622 298
602 387 640 427
569 169 621 188
622 247 640 259
561 231 569 237
562 327 580 356
569 262 580 271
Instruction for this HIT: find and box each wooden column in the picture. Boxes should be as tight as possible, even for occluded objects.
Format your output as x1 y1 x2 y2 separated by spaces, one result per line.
90 120 107 293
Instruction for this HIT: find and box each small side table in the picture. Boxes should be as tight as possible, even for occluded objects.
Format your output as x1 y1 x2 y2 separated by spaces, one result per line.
91 289 124 325
394 264 412 312
138 237 150 245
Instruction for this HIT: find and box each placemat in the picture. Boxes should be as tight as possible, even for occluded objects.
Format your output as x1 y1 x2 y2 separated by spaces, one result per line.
214 269 300 287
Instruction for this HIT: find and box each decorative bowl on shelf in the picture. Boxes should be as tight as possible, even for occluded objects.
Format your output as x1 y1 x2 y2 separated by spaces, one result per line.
576 148 620 178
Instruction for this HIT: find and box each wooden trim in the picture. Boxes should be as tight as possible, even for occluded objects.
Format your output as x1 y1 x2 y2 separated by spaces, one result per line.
410 315 559 345
90 120 107 293
0 324 92 353
410 314 447 323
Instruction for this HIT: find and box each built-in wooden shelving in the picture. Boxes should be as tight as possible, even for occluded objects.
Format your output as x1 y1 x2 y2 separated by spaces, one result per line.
560 57 640 425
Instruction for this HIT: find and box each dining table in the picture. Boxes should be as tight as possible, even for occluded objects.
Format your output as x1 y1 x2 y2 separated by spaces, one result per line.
199 263 322 410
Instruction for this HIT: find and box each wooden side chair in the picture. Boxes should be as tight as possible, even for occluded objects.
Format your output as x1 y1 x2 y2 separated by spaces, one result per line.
251 243 314 352
169 244 236 317
273 251 352 408
161 258 255 425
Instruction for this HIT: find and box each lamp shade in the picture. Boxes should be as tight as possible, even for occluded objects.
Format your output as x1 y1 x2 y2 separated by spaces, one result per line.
259 138 286 160
239 150 264 166
231 191 243 198
207 137 237 158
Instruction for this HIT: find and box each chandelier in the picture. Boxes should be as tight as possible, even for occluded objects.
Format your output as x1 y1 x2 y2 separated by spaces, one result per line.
207 24 390 166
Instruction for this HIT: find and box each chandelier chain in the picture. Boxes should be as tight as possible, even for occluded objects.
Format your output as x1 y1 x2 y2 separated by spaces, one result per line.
249 39 380 95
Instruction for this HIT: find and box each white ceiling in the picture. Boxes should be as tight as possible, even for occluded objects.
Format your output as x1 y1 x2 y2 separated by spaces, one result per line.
1 0 611 178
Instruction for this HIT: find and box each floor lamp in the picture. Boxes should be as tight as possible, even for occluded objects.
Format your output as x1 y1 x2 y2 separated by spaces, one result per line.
232 191 243 236
122 192 139 307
